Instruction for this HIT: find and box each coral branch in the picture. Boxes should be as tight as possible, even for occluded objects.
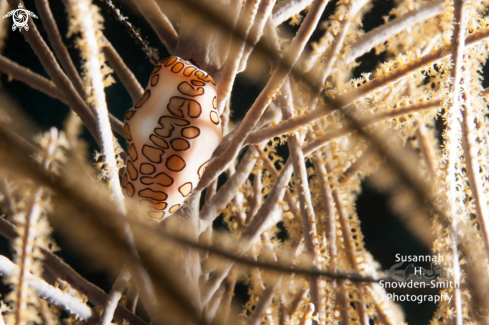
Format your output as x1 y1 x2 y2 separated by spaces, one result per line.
0 184 147 325
98 0 160 64
255 145 302 221
129 0 178 54
0 255 95 321
200 147 258 232
125 281 139 313
247 277 283 325
443 0 468 323
69 0 124 211
303 100 441 156
340 147 375 182
34 0 86 97
272 0 312 26
238 0 276 73
99 267 130 325
198 0 329 191
461 104 489 257
5 0 101 145
0 55 65 102
414 121 436 181
0 55 125 138
68 1 159 322
102 36 144 103
331 27 489 108
279 82 322 321
15 128 56 325
216 0 262 114
344 1 443 64
308 0 369 107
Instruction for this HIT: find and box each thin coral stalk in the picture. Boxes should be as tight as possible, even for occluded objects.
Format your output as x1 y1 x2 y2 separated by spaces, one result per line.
414 120 436 181
199 0 329 191
0 255 95 321
15 128 56 325
246 158 263 224
272 0 312 26
200 161 294 306
217 268 237 324
311 147 336 265
309 0 369 107
339 281 350 325
365 284 398 325
125 281 139 313
288 288 307 318
203 281 226 323
444 0 468 323
299 303 315 325
5 0 101 145
38 299 56 325
34 0 129 137
248 99 440 146
71 0 124 210
256 144 301 221
322 148 375 324
246 107 325 144
130 0 178 54
213 102 282 158
233 180 248 229
323 148 357 270
280 82 322 322
0 55 65 102
35 0 144 115
344 0 443 64
42 248 146 325
98 0 160 64
35 0 86 98
246 234 300 325
461 104 489 257
101 36 144 103
303 100 441 156
330 27 489 109
15 191 42 325
99 267 130 325
247 278 283 325
308 133 337 324
199 147 257 232
0 0 9 53
0 55 125 137
340 147 375 183
238 0 276 73
216 0 262 114
243 164 283 325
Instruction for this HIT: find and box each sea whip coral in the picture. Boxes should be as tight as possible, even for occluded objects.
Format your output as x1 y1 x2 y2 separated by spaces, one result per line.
1 0 489 324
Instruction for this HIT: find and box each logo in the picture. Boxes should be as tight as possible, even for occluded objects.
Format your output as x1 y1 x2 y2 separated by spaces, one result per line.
380 256 458 304
3 3 38 32
384 261 446 282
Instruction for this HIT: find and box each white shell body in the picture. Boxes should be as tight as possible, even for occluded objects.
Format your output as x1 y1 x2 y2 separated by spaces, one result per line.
123 56 222 221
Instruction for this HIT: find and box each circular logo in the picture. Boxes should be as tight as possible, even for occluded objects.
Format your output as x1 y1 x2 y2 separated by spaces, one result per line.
3 3 38 32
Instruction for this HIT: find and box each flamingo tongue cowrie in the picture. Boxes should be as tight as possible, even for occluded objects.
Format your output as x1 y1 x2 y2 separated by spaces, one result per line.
122 56 222 221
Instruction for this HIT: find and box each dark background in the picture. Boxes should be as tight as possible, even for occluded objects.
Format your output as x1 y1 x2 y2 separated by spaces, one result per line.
1 0 469 323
